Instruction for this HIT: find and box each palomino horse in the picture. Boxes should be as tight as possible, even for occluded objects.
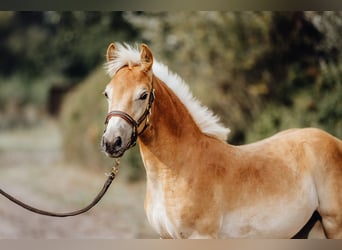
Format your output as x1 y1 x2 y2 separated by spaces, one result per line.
101 43 342 239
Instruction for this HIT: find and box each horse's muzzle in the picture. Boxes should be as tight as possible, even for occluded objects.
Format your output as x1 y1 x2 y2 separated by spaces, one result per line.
101 136 126 158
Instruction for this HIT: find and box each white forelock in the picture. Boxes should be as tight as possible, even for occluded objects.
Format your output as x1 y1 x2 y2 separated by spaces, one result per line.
104 43 230 141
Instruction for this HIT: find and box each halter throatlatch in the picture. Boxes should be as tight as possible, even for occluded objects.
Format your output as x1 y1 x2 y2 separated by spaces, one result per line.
104 86 155 150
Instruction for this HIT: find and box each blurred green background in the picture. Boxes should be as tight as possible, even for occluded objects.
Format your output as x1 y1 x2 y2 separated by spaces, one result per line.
0 11 341 181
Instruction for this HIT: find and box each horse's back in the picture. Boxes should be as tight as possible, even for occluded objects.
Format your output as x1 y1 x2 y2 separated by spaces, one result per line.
273 127 342 174
246 127 342 194
245 127 341 162
254 127 340 144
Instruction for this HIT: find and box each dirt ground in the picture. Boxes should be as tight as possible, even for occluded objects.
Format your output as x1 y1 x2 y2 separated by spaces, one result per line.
0 120 158 239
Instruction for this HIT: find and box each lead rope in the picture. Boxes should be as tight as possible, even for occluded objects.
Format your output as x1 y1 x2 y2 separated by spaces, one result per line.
0 158 120 217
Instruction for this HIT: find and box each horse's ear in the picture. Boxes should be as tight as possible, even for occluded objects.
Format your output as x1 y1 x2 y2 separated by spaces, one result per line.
140 44 153 72
106 43 116 62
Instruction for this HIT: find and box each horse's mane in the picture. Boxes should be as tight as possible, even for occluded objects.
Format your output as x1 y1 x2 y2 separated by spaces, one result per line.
104 43 230 141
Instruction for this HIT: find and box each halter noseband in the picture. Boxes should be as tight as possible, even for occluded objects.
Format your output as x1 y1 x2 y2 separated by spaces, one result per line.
104 86 155 150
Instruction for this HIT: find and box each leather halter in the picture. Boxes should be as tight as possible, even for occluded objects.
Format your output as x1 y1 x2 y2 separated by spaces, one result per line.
104 84 155 150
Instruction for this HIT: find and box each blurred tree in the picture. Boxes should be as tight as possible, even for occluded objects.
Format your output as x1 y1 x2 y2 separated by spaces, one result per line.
246 12 342 141
124 11 342 143
0 11 138 128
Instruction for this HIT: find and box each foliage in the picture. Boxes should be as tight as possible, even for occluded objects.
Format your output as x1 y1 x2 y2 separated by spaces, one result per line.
125 11 342 144
60 67 108 168
247 12 342 141
0 11 137 127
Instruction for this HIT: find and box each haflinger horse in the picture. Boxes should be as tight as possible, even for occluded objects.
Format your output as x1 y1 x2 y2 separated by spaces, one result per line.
101 42 342 239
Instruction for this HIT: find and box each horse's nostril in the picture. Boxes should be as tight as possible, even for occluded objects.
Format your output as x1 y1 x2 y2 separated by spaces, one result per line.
102 136 123 155
113 136 122 149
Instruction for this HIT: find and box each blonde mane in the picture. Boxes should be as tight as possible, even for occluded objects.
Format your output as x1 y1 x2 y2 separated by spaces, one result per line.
104 43 230 141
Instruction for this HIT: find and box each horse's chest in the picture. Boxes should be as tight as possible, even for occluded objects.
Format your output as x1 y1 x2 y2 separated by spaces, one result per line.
145 183 217 238
145 186 178 238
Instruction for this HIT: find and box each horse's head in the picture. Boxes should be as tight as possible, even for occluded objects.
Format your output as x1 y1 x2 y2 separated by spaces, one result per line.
101 43 155 158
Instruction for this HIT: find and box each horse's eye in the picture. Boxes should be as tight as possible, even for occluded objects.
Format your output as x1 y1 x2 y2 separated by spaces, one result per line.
139 92 148 100
104 92 108 99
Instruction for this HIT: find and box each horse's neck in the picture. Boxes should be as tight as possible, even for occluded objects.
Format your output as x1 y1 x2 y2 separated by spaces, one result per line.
138 76 203 177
